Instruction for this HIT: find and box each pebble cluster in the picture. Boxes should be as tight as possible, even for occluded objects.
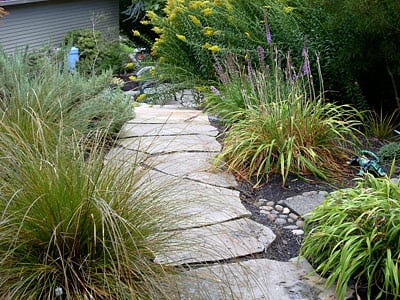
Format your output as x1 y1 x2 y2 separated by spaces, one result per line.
254 199 305 236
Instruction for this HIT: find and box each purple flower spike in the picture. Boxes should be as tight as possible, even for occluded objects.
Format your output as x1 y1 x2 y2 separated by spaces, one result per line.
257 45 265 64
303 59 311 75
301 41 311 75
264 10 272 45
210 85 221 96
302 47 307 58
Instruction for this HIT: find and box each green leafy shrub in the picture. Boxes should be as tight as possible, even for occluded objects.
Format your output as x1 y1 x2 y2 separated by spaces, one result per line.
301 175 400 300
378 142 400 162
64 28 123 75
300 0 400 111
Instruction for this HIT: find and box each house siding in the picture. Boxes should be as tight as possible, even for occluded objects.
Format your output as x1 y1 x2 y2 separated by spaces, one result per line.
0 0 119 54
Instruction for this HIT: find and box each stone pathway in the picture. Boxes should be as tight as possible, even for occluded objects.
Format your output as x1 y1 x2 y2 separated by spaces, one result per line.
108 102 353 299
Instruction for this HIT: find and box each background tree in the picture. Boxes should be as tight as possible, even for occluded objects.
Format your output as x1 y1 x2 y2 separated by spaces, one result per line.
301 0 400 112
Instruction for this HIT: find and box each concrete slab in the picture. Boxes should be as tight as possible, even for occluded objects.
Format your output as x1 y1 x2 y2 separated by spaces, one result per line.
120 122 218 137
279 191 329 216
175 258 353 300
132 105 210 124
118 135 221 154
147 152 237 188
154 219 275 265
157 180 250 229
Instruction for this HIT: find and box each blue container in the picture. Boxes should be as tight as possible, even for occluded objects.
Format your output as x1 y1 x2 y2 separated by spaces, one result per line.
68 47 79 73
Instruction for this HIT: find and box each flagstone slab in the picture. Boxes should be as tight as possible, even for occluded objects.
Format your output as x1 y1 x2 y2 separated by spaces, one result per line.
119 122 218 138
279 191 329 217
118 135 221 154
185 171 238 189
157 180 250 229
175 258 353 300
104 146 148 163
132 105 210 124
148 152 237 188
154 218 275 265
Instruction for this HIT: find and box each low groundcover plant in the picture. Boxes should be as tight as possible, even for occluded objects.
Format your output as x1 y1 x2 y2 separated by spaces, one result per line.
301 174 400 300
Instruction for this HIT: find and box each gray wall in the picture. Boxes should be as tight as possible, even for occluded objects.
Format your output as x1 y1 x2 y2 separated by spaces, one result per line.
0 0 119 53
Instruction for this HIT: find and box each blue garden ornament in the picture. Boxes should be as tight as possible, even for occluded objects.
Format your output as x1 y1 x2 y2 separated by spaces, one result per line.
347 150 386 177
68 47 79 73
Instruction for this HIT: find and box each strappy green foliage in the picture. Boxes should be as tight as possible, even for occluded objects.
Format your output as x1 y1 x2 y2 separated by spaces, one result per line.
301 174 400 300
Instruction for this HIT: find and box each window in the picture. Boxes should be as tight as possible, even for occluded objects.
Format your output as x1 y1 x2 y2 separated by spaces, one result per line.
0 0 47 6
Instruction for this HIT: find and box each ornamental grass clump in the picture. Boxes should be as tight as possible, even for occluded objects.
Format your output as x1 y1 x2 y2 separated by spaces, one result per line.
361 108 400 141
0 47 133 141
208 48 362 186
0 117 180 299
301 174 400 300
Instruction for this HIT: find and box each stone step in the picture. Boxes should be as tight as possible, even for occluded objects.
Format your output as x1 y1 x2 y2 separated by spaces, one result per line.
155 218 275 266
132 105 209 124
157 179 250 229
174 257 353 300
147 152 237 188
120 122 218 137
118 134 221 154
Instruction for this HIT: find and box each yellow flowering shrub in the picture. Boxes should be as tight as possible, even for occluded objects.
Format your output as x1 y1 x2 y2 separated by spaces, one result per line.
142 0 303 85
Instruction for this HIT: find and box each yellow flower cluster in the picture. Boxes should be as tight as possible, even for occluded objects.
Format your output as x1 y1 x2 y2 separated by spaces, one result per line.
203 26 213 36
203 42 220 53
176 34 187 42
188 1 208 9
152 26 164 34
284 6 294 14
189 15 202 26
202 7 213 16
203 26 221 37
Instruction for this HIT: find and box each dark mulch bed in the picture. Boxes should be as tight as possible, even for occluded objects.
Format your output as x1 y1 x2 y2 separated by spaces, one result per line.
237 174 340 261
